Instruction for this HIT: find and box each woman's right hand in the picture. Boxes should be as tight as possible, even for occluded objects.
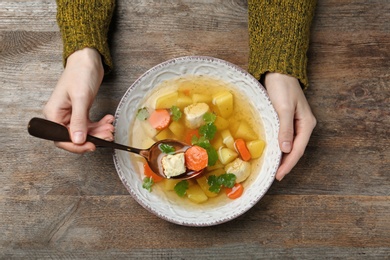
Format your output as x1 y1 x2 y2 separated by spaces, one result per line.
43 48 114 153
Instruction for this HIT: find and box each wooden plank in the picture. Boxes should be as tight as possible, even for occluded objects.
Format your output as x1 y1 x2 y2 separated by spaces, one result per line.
1 195 389 257
0 1 57 31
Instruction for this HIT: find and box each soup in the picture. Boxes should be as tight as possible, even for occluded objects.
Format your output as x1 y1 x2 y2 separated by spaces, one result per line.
130 75 266 204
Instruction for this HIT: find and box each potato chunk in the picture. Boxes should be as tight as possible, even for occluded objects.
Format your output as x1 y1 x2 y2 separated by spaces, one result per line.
192 93 212 104
186 185 208 203
221 129 235 150
155 128 174 141
155 91 178 109
246 139 266 159
234 121 257 141
177 93 193 109
212 91 233 118
214 116 229 130
168 121 185 138
218 147 238 165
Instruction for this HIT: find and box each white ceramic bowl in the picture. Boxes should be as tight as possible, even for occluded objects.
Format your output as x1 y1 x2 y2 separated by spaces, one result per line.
113 56 281 226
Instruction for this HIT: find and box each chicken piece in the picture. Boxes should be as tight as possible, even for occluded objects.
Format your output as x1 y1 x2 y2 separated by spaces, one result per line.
224 158 251 183
183 103 209 129
161 153 186 178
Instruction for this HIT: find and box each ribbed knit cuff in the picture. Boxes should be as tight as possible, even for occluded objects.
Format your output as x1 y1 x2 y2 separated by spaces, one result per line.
56 0 115 74
248 0 316 89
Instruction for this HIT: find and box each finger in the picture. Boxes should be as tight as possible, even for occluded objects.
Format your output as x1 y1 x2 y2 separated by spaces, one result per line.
275 120 314 181
275 142 305 181
89 125 114 138
277 107 295 153
91 129 114 141
88 115 115 141
88 115 115 130
54 141 96 154
69 97 89 144
100 114 115 124
275 148 302 181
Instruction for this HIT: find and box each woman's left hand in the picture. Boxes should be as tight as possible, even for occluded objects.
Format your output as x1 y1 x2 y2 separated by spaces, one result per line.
265 72 317 181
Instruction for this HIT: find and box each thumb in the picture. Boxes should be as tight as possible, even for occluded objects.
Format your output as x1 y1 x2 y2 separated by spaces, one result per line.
69 98 89 144
278 109 295 153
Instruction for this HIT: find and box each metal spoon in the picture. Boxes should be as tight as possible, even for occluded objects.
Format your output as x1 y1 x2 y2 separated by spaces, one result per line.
27 117 203 180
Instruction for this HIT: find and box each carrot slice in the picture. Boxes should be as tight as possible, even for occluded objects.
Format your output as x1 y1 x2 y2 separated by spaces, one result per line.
184 145 208 171
148 109 171 130
234 138 251 161
184 129 200 145
225 183 244 199
143 163 164 183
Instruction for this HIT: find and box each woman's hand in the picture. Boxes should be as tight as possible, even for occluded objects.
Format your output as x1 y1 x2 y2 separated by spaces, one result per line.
43 48 114 153
265 72 316 181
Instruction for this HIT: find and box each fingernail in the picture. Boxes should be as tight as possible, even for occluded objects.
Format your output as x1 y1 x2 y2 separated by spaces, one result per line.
282 142 291 152
73 131 85 144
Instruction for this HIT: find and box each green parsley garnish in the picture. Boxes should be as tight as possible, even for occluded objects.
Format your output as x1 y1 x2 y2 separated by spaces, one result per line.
207 173 236 193
199 123 217 140
142 177 154 192
174 180 189 197
159 143 175 154
171 106 182 121
219 173 236 189
203 112 216 124
136 107 149 121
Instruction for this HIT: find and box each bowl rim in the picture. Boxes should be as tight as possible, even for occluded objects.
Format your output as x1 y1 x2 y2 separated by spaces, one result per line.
113 55 282 226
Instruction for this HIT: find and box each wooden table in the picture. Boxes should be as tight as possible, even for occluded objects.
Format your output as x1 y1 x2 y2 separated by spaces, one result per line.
1 0 389 258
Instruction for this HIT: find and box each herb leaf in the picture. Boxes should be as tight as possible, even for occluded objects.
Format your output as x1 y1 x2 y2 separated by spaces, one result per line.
174 180 189 197
219 173 236 188
205 147 218 166
136 107 149 121
207 173 237 193
199 123 217 140
203 112 216 124
207 175 221 193
159 143 175 154
142 177 154 192
171 106 182 121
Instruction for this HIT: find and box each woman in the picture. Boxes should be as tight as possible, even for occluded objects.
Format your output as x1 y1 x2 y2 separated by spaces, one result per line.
44 0 317 181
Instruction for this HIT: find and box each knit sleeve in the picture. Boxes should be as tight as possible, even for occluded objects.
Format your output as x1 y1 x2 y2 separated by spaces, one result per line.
248 0 316 89
56 0 115 73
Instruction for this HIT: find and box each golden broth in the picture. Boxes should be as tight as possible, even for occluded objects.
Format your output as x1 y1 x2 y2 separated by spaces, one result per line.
129 74 266 206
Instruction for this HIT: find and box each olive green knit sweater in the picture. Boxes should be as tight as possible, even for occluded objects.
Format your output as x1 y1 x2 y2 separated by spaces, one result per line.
56 0 316 88
248 0 317 89
56 0 115 72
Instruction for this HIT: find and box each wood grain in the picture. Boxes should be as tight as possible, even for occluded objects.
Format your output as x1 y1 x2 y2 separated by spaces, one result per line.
0 0 389 258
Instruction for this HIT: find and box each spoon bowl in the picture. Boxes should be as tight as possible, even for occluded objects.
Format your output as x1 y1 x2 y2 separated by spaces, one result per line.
27 117 203 179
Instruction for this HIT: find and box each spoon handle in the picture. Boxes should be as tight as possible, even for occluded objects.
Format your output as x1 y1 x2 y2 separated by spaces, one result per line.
27 117 142 153
28 117 71 142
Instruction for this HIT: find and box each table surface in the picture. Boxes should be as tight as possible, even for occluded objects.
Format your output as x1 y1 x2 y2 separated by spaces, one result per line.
1 0 389 259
